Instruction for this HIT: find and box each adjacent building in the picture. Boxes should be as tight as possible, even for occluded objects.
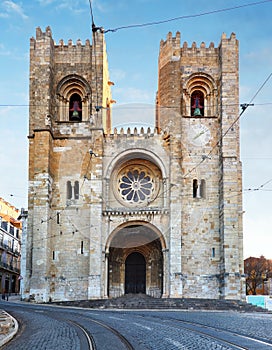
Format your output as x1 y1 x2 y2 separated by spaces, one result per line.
0 197 22 295
23 27 245 302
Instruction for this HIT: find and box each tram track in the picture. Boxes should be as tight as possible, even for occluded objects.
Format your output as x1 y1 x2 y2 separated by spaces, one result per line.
135 313 272 349
166 319 270 350
85 317 135 350
67 320 95 349
2 301 272 349
50 309 135 350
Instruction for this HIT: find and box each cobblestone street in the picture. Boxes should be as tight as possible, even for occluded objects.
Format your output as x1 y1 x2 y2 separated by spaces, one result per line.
1 299 272 349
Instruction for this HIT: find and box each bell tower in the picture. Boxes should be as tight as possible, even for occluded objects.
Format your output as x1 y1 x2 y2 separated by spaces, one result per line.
25 26 112 302
157 32 244 299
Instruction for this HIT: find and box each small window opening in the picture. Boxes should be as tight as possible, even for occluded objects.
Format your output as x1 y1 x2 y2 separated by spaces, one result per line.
67 181 72 200
200 179 206 199
212 247 215 258
69 93 82 121
53 251 55 260
193 179 198 198
57 212 60 225
191 90 204 116
81 241 84 254
193 179 206 199
74 181 79 200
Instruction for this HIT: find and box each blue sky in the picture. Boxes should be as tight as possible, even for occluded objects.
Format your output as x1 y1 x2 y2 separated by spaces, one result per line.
0 0 272 259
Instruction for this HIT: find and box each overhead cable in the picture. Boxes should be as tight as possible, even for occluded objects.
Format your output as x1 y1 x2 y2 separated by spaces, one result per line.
104 0 272 33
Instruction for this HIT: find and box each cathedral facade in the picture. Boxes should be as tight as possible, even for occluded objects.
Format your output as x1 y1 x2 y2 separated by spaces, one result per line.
23 27 245 302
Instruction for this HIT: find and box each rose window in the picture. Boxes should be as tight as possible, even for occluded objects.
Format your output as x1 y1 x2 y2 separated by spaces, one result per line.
118 169 155 204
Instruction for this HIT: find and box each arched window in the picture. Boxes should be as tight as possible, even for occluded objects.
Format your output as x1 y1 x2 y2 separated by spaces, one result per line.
56 75 91 122
191 90 204 117
193 179 206 199
74 181 79 200
67 180 80 201
200 179 206 199
67 181 72 200
69 93 82 121
183 73 216 117
193 179 198 198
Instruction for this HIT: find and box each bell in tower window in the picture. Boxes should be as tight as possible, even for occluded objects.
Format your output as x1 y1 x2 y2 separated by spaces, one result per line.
191 91 204 117
69 93 82 121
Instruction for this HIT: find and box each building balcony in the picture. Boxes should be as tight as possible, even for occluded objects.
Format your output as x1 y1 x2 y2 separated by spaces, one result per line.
0 261 20 274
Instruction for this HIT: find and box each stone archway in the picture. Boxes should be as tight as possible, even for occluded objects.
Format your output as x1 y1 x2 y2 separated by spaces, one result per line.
107 223 164 298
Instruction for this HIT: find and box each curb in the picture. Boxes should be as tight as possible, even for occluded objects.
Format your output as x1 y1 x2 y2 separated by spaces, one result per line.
0 310 19 347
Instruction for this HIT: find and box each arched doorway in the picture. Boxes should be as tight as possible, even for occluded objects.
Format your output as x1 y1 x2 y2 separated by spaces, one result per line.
125 252 146 294
107 223 165 298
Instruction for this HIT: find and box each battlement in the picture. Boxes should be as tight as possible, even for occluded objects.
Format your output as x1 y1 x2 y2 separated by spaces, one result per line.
160 31 181 50
106 126 160 139
159 31 238 71
30 26 92 53
56 38 91 48
160 31 236 50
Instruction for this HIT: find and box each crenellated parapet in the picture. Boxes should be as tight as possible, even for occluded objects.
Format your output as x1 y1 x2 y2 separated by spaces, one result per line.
106 126 159 139
54 38 92 58
159 31 181 69
180 40 218 58
159 31 238 69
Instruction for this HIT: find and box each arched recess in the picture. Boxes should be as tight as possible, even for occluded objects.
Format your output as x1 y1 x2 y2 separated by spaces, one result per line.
105 221 166 298
182 73 217 117
105 149 167 180
56 74 92 122
104 149 168 209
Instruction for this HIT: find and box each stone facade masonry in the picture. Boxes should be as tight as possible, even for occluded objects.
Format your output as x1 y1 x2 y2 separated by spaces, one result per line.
24 27 245 302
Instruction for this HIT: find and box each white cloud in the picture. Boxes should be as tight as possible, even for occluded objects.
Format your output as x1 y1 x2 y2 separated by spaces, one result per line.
112 103 155 130
92 0 109 13
37 0 56 4
245 47 272 64
114 87 154 104
110 68 126 81
3 1 28 19
36 0 85 14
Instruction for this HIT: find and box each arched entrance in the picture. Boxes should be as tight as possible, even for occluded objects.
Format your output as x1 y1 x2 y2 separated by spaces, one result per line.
125 252 146 294
106 222 165 298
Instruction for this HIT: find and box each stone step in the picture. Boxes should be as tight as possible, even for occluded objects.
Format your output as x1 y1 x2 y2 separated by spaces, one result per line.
54 294 270 312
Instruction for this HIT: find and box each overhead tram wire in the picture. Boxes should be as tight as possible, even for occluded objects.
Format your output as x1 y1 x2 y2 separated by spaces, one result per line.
2 101 272 109
182 72 272 179
88 0 105 116
104 0 272 33
88 0 94 27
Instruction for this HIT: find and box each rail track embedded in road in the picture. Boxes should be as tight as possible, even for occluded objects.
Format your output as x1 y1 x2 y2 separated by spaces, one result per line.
84 317 135 350
136 313 272 349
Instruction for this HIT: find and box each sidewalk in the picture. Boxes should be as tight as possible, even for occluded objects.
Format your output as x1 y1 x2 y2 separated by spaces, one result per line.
0 296 20 347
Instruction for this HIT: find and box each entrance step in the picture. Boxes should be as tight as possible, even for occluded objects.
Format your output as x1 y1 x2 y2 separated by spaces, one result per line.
55 294 270 312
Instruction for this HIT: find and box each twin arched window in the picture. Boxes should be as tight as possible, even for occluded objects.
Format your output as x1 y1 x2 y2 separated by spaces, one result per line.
67 181 79 200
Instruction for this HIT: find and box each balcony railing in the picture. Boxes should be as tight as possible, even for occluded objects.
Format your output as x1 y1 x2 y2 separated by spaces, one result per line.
0 261 20 273
0 241 21 256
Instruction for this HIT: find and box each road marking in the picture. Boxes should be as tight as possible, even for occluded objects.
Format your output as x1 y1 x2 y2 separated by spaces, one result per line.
133 322 152 330
165 337 187 349
109 316 124 321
